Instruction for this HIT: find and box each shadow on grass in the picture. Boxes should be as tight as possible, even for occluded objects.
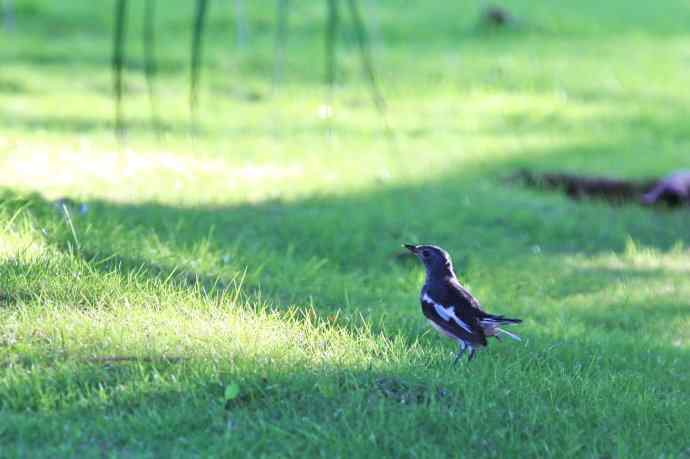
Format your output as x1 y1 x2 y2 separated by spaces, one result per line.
1 97 688 325
1 132 688 316
0 110 196 136
1 200 688 455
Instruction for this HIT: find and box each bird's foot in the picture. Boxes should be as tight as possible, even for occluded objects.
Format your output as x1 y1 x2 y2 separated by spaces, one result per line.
452 353 462 366
452 345 467 366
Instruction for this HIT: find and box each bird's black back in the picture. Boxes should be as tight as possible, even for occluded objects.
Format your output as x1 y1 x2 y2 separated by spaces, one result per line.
422 277 490 346
427 276 488 315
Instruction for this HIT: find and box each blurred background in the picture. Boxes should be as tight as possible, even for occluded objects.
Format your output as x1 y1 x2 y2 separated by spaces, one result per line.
2 0 690 348
2 0 689 273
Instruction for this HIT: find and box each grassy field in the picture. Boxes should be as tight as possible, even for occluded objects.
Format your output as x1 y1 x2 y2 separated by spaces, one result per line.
1 1 690 457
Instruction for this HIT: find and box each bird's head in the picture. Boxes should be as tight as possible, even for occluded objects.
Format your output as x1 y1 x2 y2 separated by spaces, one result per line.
403 244 455 277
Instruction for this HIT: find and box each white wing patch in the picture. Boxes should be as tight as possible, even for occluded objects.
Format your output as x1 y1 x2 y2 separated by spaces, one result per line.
422 293 474 334
428 319 454 339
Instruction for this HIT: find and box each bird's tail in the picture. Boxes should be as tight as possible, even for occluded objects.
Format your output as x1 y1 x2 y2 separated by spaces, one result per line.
496 327 521 341
483 314 522 325
481 314 522 341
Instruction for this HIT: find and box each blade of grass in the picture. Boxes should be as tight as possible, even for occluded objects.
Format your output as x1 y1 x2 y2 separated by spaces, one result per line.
61 204 80 253
143 0 161 137
4 201 31 231
113 0 128 141
190 0 210 133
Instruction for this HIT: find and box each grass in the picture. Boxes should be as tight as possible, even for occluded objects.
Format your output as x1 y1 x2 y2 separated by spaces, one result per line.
1 0 690 457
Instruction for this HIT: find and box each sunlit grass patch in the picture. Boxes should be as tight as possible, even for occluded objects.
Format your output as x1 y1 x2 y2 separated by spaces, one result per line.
0 144 306 203
568 238 690 274
0 244 453 447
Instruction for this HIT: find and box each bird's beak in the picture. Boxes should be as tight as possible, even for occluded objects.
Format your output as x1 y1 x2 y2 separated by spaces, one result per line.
403 244 419 253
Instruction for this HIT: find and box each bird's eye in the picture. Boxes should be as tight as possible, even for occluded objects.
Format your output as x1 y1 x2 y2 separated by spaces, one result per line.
421 249 430 258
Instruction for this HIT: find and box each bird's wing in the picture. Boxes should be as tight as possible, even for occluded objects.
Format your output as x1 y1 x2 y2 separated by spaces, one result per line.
446 278 488 314
447 278 522 324
421 292 487 346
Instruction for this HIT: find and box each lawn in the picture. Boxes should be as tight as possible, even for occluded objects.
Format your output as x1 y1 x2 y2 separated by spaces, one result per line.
1 1 689 457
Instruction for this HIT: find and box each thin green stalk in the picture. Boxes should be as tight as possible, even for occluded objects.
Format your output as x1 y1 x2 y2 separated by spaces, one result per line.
326 0 339 99
113 0 128 141
143 0 161 137
345 0 392 138
2 0 16 31
233 0 249 49
272 0 289 89
190 0 210 133
61 204 80 253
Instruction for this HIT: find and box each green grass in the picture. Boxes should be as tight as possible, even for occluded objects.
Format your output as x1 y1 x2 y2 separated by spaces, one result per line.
1 1 690 457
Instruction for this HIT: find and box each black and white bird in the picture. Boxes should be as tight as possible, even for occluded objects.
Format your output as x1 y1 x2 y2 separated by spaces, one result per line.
404 244 522 364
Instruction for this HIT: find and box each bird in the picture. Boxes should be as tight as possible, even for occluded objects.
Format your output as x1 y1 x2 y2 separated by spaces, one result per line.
404 244 522 364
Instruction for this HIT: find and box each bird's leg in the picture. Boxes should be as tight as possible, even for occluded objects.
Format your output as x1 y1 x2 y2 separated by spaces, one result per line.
453 342 467 366
468 347 476 362
453 348 465 365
